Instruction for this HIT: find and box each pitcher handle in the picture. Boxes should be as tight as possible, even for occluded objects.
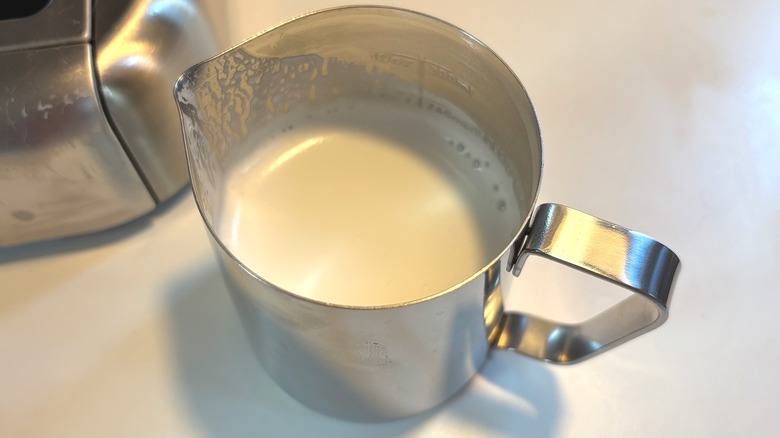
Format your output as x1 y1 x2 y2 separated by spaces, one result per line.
495 203 680 364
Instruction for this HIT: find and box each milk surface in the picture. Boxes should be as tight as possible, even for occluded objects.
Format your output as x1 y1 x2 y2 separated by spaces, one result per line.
217 101 522 306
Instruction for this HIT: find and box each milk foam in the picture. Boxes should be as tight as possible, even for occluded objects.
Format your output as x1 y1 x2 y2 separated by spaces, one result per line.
216 101 523 306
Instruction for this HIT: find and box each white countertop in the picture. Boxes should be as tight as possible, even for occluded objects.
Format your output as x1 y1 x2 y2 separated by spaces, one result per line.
2 1 779 436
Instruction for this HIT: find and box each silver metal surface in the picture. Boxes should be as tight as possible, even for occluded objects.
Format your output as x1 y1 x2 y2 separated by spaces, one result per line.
0 0 227 245
497 203 680 364
0 0 90 52
95 0 228 201
218 236 511 420
0 44 155 246
175 6 680 420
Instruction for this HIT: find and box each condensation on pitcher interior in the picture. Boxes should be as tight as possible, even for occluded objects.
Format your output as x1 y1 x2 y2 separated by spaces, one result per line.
216 99 525 307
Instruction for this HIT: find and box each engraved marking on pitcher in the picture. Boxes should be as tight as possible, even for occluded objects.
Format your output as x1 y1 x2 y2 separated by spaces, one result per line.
372 52 473 95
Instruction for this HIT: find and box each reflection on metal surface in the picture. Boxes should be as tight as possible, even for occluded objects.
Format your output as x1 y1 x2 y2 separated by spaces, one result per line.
484 261 505 345
499 204 680 363
95 0 228 201
0 45 155 246
0 0 227 245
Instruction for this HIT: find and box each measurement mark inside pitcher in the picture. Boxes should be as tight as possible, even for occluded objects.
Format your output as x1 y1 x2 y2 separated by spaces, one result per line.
373 52 473 95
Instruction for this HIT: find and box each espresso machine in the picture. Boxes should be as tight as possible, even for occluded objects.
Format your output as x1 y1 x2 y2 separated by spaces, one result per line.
0 0 227 245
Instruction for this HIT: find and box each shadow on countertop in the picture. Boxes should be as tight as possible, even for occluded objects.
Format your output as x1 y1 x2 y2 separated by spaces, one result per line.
163 263 560 437
0 188 192 264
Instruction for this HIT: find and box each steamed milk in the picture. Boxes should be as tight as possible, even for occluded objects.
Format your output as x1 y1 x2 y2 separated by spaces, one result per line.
217 101 522 306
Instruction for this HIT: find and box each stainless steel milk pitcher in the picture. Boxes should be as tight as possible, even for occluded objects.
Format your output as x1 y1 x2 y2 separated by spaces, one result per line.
175 6 679 421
